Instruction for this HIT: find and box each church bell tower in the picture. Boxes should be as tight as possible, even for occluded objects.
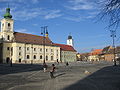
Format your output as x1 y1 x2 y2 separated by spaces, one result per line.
67 34 74 47
0 7 14 41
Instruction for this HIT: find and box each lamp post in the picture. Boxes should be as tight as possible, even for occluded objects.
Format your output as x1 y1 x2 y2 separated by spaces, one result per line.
41 26 48 65
110 30 116 66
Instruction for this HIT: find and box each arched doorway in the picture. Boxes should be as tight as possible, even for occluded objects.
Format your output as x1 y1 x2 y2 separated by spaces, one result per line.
6 57 10 64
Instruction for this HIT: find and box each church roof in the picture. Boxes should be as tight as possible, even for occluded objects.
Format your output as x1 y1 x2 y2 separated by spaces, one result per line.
54 43 76 52
14 32 53 46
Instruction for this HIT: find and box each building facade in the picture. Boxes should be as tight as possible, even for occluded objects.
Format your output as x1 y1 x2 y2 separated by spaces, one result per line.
0 8 61 64
88 49 102 61
0 7 77 64
54 43 77 62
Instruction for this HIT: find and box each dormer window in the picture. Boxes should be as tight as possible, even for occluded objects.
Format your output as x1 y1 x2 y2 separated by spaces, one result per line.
8 23 10 27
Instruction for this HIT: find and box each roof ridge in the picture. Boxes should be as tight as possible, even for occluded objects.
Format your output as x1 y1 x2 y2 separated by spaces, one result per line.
14 32 43 38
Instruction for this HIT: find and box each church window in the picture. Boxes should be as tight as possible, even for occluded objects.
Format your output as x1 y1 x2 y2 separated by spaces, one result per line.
8 23 10 27
40 55 42 59
19 47 21 50
34 55 36 59
27 47 29 51
46 56 48 61
34 48 36 51
7 47 10 50
40 48 42 52
7 35 10 40
46 49 48 52
51 56 53 60
27 55 29 59
19 52 21 56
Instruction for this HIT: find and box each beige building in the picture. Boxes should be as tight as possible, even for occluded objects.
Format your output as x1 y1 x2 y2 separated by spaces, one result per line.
0 7 77 64
0 8 60 64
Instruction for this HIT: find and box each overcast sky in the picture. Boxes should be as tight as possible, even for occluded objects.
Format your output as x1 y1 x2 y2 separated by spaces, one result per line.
0 0 120 53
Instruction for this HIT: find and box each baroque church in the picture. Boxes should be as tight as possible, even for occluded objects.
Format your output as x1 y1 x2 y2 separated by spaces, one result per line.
0 7 77 64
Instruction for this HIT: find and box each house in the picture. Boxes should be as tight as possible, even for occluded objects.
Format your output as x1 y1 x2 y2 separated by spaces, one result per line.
88 49 103 61
101 46 114 62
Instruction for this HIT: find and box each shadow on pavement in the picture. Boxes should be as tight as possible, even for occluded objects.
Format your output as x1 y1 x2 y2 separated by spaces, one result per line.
63 66 120 90
0 64 43 75
55 73 66 78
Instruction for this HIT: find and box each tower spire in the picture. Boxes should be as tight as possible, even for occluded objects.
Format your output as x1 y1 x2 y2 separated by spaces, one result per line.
4 6 12 19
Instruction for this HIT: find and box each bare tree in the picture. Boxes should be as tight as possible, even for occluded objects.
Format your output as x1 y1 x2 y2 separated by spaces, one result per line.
99 0 120 29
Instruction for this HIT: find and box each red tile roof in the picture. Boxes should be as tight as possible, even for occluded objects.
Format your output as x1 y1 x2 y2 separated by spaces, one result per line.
54 43 76 52
14 32 53 45
90 49 103 55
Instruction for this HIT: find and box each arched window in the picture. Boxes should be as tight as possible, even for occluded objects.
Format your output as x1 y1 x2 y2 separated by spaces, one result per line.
51 56 53 60
7 35 10 40
40 55 42 59
27 55 29 59
8 23 10 27
34 55 36 59
46 56 48 61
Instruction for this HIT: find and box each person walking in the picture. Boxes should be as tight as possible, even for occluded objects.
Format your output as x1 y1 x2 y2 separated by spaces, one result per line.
50 64 56 78
43 63 47 72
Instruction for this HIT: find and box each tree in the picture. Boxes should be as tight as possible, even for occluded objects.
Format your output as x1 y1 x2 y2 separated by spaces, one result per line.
100 0 120 29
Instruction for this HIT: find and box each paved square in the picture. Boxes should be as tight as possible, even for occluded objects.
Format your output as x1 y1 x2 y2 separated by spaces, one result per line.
0 61 120 90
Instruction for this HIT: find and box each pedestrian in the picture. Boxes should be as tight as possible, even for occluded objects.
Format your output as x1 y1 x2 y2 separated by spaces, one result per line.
50 64 56 78
43 63 47 72
57 59 59 64
66 62 69 66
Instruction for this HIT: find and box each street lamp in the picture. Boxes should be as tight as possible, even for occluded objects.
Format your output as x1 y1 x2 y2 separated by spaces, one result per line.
41 26 48 65
110 30 117 66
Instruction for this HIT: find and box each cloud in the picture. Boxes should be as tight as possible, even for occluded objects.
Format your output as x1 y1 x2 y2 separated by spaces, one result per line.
44 10 62 19
8 5 62 21
65 16 82 22
13 8 44 20
65 0 97 10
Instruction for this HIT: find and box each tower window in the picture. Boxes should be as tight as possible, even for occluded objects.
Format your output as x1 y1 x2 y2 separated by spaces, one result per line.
7 35 10 40
8 23 10 27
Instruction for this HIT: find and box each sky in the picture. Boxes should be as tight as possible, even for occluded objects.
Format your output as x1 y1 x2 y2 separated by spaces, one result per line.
0 0 120 53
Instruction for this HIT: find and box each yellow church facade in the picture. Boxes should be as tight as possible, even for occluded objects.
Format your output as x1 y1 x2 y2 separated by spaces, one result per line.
0 8 60 64
0 8 77 64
